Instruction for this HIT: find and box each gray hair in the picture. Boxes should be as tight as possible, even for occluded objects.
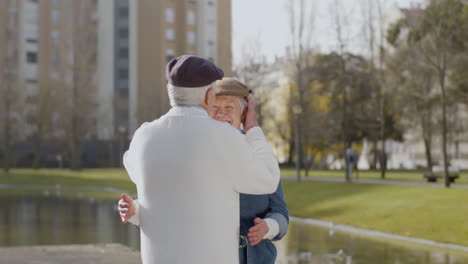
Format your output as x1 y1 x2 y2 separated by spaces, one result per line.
167 83 213 107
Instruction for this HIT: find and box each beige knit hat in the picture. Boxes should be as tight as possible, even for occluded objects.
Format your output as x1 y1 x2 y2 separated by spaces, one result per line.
214 77 250 99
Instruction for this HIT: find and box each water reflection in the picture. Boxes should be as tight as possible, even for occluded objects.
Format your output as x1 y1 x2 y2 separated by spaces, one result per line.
0 195 139 249
1 195 468 264
274 221 468 264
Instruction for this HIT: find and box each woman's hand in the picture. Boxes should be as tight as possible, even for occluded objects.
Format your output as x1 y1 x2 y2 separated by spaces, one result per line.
243 96 259 133
247 217 269 246
118 193 135 223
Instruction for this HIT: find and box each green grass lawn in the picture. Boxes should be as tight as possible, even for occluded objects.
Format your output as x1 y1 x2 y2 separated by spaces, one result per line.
282 179 468 247
0 169 136 199
1 168 467 246
281 168 468 184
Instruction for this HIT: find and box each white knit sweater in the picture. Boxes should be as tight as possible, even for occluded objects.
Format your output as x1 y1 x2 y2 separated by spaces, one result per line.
124 106 280 264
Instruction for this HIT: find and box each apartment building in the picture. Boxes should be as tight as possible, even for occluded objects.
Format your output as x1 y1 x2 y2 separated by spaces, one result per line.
129 0 232 133
0 0 232 167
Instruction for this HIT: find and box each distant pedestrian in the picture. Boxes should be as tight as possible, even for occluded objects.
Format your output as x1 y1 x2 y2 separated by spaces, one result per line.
345 147 358 180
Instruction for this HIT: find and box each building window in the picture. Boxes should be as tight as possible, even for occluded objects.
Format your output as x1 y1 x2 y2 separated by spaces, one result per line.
187 31 195 45
51 31 59 44
7 8 16 24
187 11 195 25
68 53 74 65
26 69 38 81
119 48 128 57
166 49 175 62
25 30 38 43
51 71 60 80
119 28 128 38
25 9 38 24
118 69 128 79
51 52 59 64
207 1 214 6
51 10 60 25
6 29 14 40
90 11 98 23
165 28 174 41
66 71 73 84
119 7 128 17
165 8 175 23
89 52 97 64
25 95 37 104
118 80 129 92
27 52 38 63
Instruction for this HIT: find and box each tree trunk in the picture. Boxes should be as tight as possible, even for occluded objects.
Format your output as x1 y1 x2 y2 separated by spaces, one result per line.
423 137 433 171
288 138 295 165
380 95 386 179
70 131 81 170
108 140 115 168
371 138 378 170
33 133 42 169
70 3 81 171
294 114 301 182
441 83 450 188
342 86 350 182
439 65 450 188
3 97 11 173
2 121 10 173
422 115 433 171
2 11 11 173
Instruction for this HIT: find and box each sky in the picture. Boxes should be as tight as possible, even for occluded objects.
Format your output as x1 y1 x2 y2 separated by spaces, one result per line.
232 0 427 65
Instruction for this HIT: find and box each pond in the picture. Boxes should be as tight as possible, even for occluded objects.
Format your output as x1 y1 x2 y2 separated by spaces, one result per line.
1 192 467 264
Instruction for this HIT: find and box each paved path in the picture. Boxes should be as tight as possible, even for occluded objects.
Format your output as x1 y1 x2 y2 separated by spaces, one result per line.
0 244 141 264
281 176 468 188
2 177 467 191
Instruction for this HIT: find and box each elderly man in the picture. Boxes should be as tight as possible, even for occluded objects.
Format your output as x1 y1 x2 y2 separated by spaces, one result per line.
123 55 280 264
120 77 288 264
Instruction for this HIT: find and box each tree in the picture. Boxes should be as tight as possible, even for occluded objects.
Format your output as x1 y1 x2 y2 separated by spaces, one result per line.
285 0 317 181
311 53 378 150
361 0 397 179
408 0 468 187
63 1 99 170
329 0 362 181
233 39 269 127
451 4 468 104
0 0 19 173
386 24 438 171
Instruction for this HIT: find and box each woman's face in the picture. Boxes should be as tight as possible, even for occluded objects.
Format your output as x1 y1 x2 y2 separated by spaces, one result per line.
209 95 244 129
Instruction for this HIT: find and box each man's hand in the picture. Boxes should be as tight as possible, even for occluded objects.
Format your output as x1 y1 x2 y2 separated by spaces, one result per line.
118 193 135 223
247 217 269 246
243 96 259 133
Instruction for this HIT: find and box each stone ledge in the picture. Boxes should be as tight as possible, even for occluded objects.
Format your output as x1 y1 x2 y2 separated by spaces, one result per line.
0 243 141 264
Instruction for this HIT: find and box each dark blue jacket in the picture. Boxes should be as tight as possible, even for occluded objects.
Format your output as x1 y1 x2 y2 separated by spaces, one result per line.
239 181 289 264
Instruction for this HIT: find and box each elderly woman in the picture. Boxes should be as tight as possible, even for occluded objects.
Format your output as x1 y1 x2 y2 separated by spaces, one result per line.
119 78 288 264
211 78 289 264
